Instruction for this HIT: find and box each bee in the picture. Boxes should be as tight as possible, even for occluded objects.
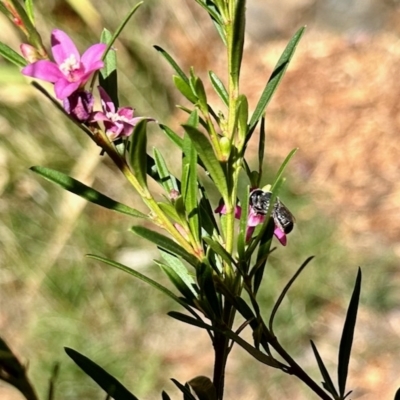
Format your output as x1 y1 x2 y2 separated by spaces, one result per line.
249 189 295 234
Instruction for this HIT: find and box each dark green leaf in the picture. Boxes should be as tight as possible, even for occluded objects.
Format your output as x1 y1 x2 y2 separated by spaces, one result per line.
130 226 200 268
209 71 228 107
0 42 27 67
237 185 250 260
310 340 339 398
197 263 221 319
65 347 139 400
182 125 228 198
269 256 314 332
30 166 147 219
338 268 362 397
161 391 171 400
154 46 189 84
100 29 118 107
159 124 183 149
258 116 266 180
203 237 235 267
230 0 246 86
171 379 197 400
173 75 197 103
235 296 256 321
249 27 306 133
188 376 217 400
129 120 148 189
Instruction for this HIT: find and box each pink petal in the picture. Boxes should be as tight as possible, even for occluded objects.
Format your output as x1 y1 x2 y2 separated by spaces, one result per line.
90 111 109 122
54 79 80 100
51 29 80 65
247 210 265 227
98 86 115 113
81 44 107 70
246 226 255 242
117 107 134 119
215 204 226 214
21 60 62 82
274 227 287 246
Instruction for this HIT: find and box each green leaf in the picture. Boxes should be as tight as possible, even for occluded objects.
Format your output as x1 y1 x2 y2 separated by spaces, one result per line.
159 250 198 298
269 256 314 332
30 166 147 219
154 46 189 84
25 0 35 23
100 29 118 107
237 185 250 260
271 148 298 192
146 154 181 192
102 2 143 62
171 379 197 400
65 347 139 400
203 237 235 267
338 268 362 397
0 42 27 67
159 124 183 149
188 376 217 400
129 120 148 189
237 94 249 145
249 27 306 133
194 77 208 113
182 125 228 198
209 71 228 107
182 131 200 244
87 254 200 318
153 148 178 193
161 391 171 400
130 226 200 268
230 0 246 86
310 340 339 398
197 263 221 319
173 75 197 103
258 116 266 180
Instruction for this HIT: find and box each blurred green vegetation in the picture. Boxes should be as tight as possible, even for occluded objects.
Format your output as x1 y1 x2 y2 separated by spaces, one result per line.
0 1 399 399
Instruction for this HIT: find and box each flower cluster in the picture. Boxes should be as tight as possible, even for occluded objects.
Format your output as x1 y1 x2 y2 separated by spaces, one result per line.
21 29 152 140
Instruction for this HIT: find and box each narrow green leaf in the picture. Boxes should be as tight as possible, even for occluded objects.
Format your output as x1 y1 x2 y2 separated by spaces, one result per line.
87 254 200 319
258 116 266 179
171 379 197 400
25 0 35 23
203 237 235 267
30 166 146 219
159 250 198 298
146 154 181 192
154 46 189 84
65 348 139 400
161 391 171 400
0 42 27 67
182 125 228 198
338 268 362 397
230 0 246 86
269 256 314 332
194 77 208 113
237 94 249 145
129 120 148 189
102 2 143 62
198 195 220 238
130 226 200 268
310 340 339 398
159 124 183 149
173 75 197 103
153 148 178 193
100 29 118 107
237 185 250 260
235 296 256 321
209 71 228 107
271 148 298 192
197 263 221 320
249 27 306 133
182 132 200 244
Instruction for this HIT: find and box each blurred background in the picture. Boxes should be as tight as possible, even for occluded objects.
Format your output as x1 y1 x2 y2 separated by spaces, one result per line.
1 0 400 398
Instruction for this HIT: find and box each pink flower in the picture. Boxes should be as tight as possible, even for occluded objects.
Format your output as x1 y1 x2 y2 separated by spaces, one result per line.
63 90 94 122
21 29 106 100
91 87 154 141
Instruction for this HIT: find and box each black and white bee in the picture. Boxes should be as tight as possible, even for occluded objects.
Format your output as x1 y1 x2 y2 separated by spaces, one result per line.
249 189 295 234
